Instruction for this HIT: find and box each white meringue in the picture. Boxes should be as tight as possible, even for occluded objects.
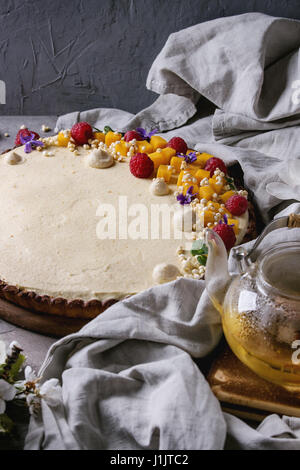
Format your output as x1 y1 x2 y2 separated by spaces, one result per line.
149 178 169 196
152 263 181 284
4 151 23 165
87 148 114 169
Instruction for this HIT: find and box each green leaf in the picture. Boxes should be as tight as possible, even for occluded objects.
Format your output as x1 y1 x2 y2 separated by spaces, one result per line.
225 176 236 190
104 126 114 134
197 255 207 266
191 239 208 257
0 414 14 434
9 354 26 381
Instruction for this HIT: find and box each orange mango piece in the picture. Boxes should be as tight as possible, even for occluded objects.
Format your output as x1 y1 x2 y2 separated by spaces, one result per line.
136 140 154 154
228 218 239 235
209 177 224 194
220 190 235 203
182 183 199 195
115 141 128 157
199 185 215 201
202 210 216 226
149 147 176 170
177 170 198 187
150 135 167 151
157 165 173 183
170 156 184 173
105 131 122 147
57 131 70 147
186 150 206 168
195 153 214 168
195 169 210 183
94 132 105 143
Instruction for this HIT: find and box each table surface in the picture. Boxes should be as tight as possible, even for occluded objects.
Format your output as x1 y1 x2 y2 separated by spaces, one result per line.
0 116 59 371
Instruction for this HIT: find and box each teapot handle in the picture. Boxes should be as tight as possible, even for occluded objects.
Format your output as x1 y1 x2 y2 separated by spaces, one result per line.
232 214 300 273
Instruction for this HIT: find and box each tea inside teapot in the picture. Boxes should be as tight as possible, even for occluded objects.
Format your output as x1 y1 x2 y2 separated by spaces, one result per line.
205 216 300 391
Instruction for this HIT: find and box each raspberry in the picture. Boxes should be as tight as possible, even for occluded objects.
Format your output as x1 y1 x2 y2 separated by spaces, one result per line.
212 222 236 251
124 130 144 142
70 122 93 145
15 128 40 147
129 153 154 178
204 157 227 177
225 195 248 216
166 137 188 155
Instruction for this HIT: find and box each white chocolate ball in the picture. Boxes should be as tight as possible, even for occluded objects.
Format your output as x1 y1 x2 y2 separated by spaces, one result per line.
152 263 181 284
4 151 23 165
149 178 169 196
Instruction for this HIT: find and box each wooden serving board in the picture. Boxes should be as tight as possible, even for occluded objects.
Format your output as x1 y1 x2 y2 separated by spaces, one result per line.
0 297 89 338
207 342 300 422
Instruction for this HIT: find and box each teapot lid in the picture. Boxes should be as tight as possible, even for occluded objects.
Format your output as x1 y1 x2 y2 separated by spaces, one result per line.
257 241 300 300
232 214 300 273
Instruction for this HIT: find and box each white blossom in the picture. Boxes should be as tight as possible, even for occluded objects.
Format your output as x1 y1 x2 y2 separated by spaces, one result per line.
26 393 41 416
39 379 62 407
7 341 22 355
266 159 300 201
24 366 38 382
0 379 16 414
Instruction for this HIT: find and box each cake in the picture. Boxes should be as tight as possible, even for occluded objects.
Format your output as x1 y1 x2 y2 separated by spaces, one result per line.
0 123 255 319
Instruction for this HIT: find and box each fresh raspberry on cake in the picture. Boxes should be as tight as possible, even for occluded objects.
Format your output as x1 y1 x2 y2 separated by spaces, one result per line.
225 194 248 216
166 137 188 155
204 157 227 177
130 153 154 178
15 128 40 147
213 222 236 250
124 130 144 142
70 122 93 145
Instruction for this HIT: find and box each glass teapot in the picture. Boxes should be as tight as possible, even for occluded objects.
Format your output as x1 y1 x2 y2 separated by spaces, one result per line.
205 214 300 391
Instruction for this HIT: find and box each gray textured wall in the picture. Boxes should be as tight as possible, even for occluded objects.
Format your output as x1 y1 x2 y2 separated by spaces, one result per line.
0 0 300 116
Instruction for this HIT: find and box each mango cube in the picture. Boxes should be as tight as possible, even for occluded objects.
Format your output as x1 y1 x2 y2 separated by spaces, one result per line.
115 141 128 157
186 150 205 168
220 190 235 203
170 156 183 173
202 210 215 226
182 183 199 195
105 131 122 147
150 135 167 151
195 153 214 168
227 218 239 235
157 165 173 183
94 132 105 143
195 169 210 183
149 147 176 170
57 131 70 147
136 140 154 154
209 177 224 194
199 185 215 201
162 147 176 159
177 170 198 187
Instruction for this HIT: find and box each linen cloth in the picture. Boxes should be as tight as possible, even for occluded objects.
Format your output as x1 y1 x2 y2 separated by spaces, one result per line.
27 13 300 449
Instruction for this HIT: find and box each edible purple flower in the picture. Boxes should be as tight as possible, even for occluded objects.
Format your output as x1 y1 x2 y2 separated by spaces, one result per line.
177 186 198 205
219 214 235 227
20 133 44 154
177 151 197 164
136 127 158 141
